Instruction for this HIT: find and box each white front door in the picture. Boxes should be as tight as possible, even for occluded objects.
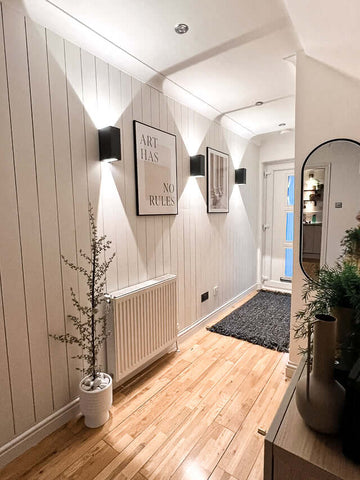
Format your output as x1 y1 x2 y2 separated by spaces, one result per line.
262 162 295 292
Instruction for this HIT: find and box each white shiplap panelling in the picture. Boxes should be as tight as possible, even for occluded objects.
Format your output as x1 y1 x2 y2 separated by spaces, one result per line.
26 18 69 411
0 2 259 451
0 6 35 442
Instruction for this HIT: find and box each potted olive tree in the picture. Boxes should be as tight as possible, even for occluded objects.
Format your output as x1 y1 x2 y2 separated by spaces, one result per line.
51 205 115 428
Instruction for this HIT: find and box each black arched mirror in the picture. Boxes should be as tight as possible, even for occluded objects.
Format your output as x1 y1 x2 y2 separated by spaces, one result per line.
300 138 360 279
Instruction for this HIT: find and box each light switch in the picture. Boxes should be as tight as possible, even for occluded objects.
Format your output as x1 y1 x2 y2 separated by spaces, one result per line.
335 202 342 208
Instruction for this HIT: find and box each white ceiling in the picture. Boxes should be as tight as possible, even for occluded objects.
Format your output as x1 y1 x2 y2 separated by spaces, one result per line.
285 0 360 82
12 1 360 139
9 0 299 139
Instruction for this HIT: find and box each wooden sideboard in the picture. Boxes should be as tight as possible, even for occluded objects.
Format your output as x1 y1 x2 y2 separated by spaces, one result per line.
264 359 360 480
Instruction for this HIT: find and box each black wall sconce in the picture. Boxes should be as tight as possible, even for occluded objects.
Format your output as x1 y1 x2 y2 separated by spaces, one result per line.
98 126 121 162
190 154 205 177
235 168 247 184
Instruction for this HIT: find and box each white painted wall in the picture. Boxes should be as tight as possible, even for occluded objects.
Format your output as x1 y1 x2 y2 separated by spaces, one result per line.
258 130 295 163
290 51 360 369
0 2 259 449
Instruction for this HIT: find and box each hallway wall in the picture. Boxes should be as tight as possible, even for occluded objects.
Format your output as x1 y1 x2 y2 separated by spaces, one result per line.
289 51 360 370
0 2 260 449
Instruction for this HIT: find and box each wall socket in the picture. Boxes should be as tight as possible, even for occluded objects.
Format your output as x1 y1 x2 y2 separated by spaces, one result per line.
201 291 209 302
213 286 219 296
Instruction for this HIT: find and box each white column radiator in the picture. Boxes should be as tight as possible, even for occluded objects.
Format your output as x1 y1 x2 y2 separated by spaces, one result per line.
106 274 178 385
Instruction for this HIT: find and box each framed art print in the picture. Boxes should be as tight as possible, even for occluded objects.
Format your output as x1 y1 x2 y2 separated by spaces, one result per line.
133 121 178 216
207 147 229 213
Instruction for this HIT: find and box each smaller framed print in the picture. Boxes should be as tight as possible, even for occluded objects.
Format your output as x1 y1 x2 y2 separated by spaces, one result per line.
207 147 229 213
133 121 178 216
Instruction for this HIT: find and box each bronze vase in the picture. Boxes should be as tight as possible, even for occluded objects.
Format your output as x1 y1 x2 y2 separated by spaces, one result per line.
296 314 345 434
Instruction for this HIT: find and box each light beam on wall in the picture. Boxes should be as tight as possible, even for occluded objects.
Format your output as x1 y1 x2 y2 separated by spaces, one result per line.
170 98 210 157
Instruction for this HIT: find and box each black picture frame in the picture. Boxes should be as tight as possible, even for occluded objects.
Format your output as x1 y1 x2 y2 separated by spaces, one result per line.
206 147 229 213
133 121 178 216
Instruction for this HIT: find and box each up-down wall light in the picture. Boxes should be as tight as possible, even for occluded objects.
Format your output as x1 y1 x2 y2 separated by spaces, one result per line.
98 126 121 162
235 168 247 184
190 154 205 177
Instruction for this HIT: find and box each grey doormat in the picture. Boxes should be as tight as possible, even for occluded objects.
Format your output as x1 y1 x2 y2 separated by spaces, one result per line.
207 290 291 352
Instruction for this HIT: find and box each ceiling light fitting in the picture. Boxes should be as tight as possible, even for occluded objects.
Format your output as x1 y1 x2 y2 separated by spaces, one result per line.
255 101 263 106
174 23 189 34
278 123 286 127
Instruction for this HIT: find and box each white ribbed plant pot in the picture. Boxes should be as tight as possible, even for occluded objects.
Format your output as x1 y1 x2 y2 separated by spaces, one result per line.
79 373 113 428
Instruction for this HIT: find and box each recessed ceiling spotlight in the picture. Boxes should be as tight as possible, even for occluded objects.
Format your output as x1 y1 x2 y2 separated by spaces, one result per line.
175 23 189 34
255 101 263 106
278 123 286 127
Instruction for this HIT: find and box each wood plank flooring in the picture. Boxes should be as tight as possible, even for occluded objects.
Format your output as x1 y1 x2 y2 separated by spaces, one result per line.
0 293 289 480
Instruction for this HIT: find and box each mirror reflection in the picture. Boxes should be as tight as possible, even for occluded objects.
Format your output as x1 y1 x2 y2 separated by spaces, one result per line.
301 139 360 279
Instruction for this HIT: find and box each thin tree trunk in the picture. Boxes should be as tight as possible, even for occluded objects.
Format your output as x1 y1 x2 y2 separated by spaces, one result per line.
91 245 96 380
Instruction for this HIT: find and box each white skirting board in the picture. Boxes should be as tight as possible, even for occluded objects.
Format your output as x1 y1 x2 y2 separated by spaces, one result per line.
0 398 80 469
0 283 258 468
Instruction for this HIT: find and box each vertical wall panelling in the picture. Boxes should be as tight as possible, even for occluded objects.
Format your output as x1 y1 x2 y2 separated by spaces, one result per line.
195 113 209 321
81 50 101 212
0 277 15 445
3 5 53 423
64 40 91 360
80 49 107 373
0 4 35 435
151 88 164 278
207 123 216 314
94 58 110 287
132 77 147 282
218 123 225 308
104 65 122 292
167 98 178 277
121 72 139 286
0 2 260 454
219 125 227 308
26 18 69 410
188 110 197 326
182 106 191 329
142 84 156 280
159 94 171 276
111 66 129 289
174 102 185 330
64 42 90 305
46 29 81 397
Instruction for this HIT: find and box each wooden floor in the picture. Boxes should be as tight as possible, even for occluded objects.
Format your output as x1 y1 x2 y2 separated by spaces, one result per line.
0 294 289 480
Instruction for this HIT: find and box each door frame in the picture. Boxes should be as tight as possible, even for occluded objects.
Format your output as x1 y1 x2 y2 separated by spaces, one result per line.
260 159 295 293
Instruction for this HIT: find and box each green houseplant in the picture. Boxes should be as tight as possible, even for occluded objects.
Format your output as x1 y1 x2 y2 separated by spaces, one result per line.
295 262 360 352
295 219 360 372
341 225 360 269
51 205 115 428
